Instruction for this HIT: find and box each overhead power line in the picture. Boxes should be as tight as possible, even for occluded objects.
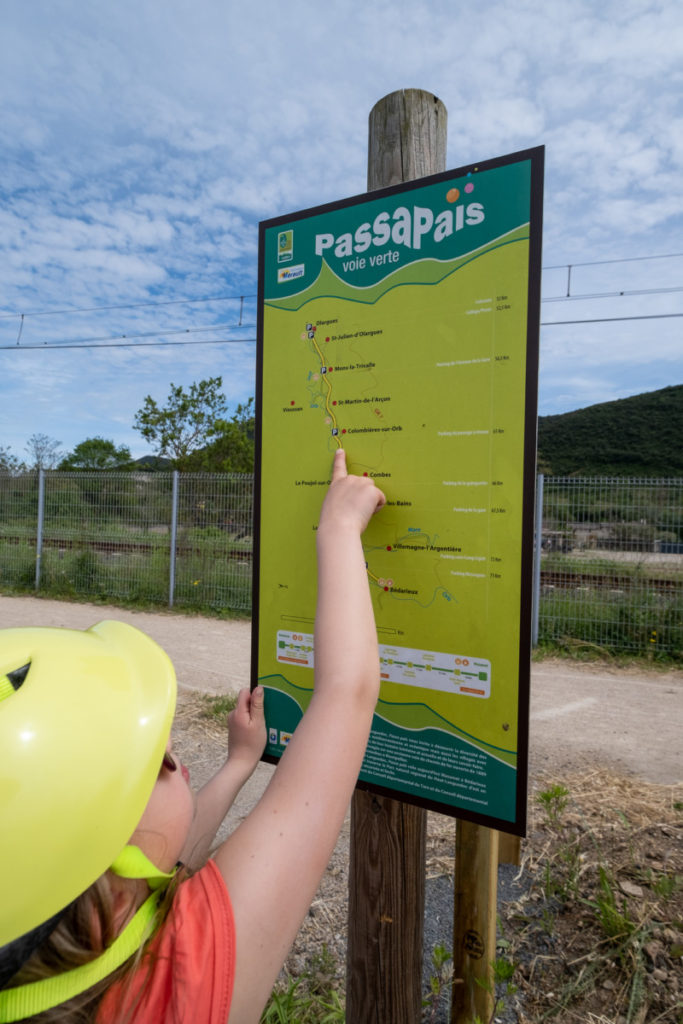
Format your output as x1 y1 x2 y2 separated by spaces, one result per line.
543 250 683 270
1 250 682 323
5 321 257 348
0 292 254 320
1 248 681 351
540 312 683 326
0 337 257 352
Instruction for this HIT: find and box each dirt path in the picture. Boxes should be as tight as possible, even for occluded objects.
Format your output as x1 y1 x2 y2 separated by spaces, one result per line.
2 594 681 785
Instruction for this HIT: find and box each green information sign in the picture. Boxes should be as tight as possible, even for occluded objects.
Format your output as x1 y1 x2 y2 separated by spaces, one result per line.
253 147 544 834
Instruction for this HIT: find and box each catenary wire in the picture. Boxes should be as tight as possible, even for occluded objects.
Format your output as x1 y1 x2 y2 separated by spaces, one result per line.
1 250 682 322
2 312 683 351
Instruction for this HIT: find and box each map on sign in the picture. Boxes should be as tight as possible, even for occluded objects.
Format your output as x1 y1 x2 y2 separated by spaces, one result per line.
254 147 543 832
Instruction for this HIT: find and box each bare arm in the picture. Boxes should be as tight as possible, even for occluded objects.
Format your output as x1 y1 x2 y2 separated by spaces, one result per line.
180 687 266 870
215 449 385 1023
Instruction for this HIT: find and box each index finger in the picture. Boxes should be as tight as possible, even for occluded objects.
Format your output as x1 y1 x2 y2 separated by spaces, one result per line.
330 447 347 481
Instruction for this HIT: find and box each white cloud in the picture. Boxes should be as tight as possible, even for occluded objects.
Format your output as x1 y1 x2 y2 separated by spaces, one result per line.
0 0 681 457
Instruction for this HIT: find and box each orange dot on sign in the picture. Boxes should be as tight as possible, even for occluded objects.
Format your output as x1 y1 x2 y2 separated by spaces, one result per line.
446 188 460 203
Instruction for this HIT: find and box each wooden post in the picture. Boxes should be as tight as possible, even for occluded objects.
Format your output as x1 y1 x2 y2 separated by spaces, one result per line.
345 89 447 1024
451 823 499 1023
498 830 521 867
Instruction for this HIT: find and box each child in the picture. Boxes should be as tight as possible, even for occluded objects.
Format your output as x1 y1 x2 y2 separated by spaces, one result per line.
0 448 385 1023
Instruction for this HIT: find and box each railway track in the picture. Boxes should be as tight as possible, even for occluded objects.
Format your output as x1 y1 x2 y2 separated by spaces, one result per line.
540 569 680 594
1 534 253 560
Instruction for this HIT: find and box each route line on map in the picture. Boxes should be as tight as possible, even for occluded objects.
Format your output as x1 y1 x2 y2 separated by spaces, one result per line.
304 323 452 609
308 330 342 450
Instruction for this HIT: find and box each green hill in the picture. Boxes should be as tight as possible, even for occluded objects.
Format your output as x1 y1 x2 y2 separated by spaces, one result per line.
537 385 683 476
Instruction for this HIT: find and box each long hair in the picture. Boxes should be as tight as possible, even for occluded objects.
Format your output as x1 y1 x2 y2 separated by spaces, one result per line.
2 870 183 1024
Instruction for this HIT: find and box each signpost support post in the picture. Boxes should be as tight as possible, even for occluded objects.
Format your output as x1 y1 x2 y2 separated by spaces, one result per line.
451 822 499 1022
345 88 447 1024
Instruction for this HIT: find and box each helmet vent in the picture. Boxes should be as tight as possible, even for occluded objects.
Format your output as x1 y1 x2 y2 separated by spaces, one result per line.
7 664 30 689
0 663 30 703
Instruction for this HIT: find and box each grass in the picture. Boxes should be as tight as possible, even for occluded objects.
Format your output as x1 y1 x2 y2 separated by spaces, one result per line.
260 946 344 1023
0 537 252 615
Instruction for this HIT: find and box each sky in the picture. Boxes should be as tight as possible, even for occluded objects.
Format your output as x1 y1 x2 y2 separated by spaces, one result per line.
1 0 682 463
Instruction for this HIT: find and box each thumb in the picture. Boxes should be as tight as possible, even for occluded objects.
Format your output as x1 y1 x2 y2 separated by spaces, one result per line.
249 685 265 720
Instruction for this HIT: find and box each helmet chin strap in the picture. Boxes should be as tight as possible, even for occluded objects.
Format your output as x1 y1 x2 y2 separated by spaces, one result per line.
0 846 177 1023
110 843 177 890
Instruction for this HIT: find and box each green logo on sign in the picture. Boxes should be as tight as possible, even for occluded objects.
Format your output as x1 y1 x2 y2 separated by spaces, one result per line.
277 230 293 264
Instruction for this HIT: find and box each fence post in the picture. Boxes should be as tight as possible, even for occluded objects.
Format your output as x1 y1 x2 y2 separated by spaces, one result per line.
169 470 179 608
346 89 446 1024
531 472 544 646
35 469 45 591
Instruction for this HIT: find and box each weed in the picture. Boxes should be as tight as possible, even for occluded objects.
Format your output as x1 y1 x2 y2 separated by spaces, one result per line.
260 945 344 1023
421 943 452 1022
260 977 344 1023
493 954 517 991
537 784 570 825
651 872 682 901
199 692 239 723
591 865 636 944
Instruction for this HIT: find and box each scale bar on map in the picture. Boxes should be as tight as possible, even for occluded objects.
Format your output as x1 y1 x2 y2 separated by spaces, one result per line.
276 631 491 698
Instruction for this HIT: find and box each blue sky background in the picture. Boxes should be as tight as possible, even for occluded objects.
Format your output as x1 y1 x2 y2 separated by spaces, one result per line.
1 0 682 462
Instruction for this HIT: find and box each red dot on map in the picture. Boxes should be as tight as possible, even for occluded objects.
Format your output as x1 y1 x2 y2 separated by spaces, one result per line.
342 429 346 434
363 472 368 477
332 400 337 405
328 366 333 372
290 401 295 405
384 586 389 591
386 545 392 551
326 337 330 342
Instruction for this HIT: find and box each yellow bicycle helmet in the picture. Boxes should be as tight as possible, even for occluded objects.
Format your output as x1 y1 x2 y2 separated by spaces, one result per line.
0 620 177 998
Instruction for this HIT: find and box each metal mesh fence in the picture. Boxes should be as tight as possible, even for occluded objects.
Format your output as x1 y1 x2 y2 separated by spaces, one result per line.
0 471 253 611
1 472 681 655
173 473 253 612
538 476 683 657
0 472 40 589
40 472 175 605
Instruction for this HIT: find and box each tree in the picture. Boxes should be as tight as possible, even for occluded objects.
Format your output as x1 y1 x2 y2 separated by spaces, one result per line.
133 378 229 469
0 445 23 474
25 433 62 471
187 398 255 473
59 437 133 470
